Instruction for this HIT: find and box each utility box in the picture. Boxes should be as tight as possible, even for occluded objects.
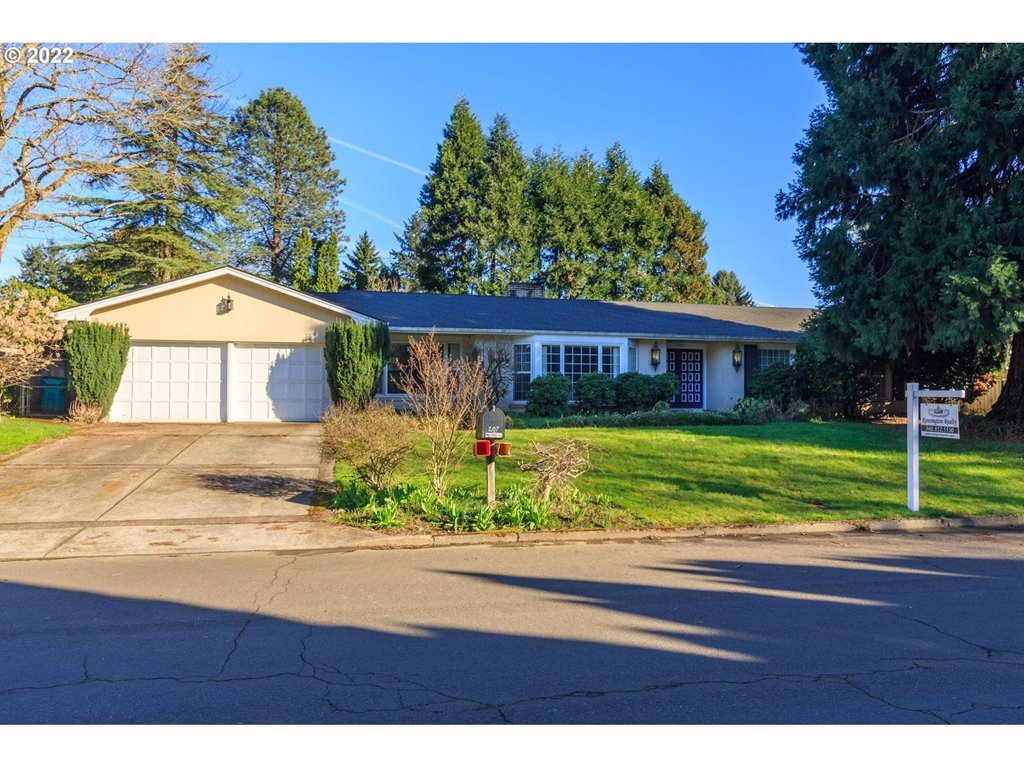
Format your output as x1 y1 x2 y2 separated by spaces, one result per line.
475 407 506 440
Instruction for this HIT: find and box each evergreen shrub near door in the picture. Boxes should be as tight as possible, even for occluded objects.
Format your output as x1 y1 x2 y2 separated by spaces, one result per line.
525 373 571 417
576 372 616 413
324 321 390 406
63 321 131 421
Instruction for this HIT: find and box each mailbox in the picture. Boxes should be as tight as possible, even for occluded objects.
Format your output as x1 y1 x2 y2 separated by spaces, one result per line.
475 407 506 440
473 439 492 457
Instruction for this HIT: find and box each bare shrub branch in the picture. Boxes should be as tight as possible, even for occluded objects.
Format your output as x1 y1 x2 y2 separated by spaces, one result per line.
0 290 64 410
470 340 513 407
320 399 416 493
518 439 598 502
398 330 489 497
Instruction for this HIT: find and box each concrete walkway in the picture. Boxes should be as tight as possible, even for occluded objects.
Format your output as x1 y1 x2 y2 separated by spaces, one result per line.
0 423 384 560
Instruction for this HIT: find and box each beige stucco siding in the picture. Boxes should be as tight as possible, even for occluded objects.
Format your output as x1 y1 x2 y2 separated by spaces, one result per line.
706 342 746 411
88 274 350 343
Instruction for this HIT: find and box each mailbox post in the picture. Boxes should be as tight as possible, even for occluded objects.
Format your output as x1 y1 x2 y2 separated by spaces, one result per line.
475 406 506 508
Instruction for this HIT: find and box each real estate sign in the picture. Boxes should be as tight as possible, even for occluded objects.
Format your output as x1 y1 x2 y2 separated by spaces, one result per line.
920 403 960 440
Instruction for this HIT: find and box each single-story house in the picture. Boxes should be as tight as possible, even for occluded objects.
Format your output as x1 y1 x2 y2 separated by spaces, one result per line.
54 266 812 422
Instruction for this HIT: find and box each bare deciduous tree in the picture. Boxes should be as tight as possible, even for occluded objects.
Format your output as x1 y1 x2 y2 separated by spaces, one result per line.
0 290 64 410
469 340 513 407
398 330 489 498
0 43 161 260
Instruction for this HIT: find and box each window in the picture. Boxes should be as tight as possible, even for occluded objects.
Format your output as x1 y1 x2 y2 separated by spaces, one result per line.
757 348 793 371
540 343 622 400
602 347 620 376
627 345 637 373
385 343 411 394
447 343 461 360
513 344 532 401
543 344 562 374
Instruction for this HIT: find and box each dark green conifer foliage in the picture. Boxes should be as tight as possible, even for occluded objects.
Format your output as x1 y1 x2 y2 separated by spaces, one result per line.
711 269 754 306
776 44 1024 415
291 229 314 292
230 87 345 284
323 321 390 406
311 231 341 292
64 321 132 417
342 232 385 290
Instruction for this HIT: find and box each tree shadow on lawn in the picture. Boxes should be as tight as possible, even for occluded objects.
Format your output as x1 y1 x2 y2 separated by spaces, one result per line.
3 537 1024 723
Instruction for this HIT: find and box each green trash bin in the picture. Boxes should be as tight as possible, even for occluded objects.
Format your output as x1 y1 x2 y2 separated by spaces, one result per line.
40 377 68 412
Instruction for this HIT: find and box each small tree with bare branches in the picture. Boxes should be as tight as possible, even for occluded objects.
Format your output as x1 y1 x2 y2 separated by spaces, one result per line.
0 291 64 412
398 331 488 497
470 340 513 407
517 439 597 502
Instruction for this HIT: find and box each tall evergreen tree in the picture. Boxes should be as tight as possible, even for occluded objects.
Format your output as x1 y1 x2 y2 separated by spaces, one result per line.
594 143 663 300
16 241 68 292
416 97 487 292
74 44 241 289
342 232 386 290
230 87 346 284
291 228 313 291
391 212 426 292
711 269 754 306
529 148 602 298
776 44 1024 418
476 113 536 294
644 164 713 303
310 231 341 292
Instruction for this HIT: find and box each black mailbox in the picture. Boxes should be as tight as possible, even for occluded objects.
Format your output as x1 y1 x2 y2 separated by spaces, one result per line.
475 407 506 440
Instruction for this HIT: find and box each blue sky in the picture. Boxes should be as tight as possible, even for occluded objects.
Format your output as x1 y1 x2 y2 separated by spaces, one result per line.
2 44 827 307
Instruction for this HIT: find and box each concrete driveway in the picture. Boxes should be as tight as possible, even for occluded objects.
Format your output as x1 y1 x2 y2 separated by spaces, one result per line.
0 423 376 559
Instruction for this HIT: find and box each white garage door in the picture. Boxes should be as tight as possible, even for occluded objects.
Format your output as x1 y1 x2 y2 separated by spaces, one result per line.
233 344 330 422
110 344 225 422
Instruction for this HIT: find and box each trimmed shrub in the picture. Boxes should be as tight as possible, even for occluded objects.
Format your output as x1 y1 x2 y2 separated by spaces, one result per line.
324 320 389 406
783 400 812 422
614 372 655 413
733 397 780 425
63 321 130 420
576 372 616 413
561 409 742 428
749 362 800 410
526 373 571 417
321 399 416 493
651 373 679 404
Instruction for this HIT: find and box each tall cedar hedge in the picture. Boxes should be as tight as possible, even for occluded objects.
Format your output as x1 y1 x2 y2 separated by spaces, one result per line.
324 321 390 406
64 321 131 415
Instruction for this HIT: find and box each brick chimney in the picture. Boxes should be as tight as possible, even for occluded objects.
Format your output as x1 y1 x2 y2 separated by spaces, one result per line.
505 282 546 299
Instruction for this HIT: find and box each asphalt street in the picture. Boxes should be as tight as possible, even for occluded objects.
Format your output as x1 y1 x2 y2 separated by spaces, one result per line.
1 529 1023 723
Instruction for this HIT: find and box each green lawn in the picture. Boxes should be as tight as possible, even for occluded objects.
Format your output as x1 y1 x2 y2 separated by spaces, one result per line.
0 418 70 457
335 422 1024 528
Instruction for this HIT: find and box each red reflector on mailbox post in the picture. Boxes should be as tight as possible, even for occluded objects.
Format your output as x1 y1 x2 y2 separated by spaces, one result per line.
474 439 492 457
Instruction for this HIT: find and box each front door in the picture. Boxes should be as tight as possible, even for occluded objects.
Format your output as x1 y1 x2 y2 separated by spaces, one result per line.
667 349 703 409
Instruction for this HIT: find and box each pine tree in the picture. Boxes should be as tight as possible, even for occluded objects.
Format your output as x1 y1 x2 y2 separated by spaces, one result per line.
416 97 487 292
311 231 341 292
342 232 385 290
390 212 425 291
476 113 536 295
711 270 754 306
291 228 313 291
230 87 346 284
644 164 714 303
776 44 1024 417
73 44 242 289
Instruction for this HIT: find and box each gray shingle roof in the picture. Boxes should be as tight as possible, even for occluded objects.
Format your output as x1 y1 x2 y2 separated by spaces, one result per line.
313 289 813 342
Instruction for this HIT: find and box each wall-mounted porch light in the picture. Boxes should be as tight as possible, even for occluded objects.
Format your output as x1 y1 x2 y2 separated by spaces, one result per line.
732 344 743 370
217 295 234 314
650 342 661 370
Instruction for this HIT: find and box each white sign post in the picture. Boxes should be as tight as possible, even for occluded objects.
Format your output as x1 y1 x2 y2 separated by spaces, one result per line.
906 382 965 512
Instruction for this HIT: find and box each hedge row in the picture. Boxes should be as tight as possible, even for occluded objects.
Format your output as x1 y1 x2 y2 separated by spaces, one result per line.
525 371 681 417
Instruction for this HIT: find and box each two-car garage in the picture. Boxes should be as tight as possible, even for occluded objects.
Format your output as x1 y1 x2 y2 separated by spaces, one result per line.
109 342 330 423
56 267 370 423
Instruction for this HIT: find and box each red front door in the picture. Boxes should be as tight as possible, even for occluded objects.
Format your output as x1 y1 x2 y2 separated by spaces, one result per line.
667 349 703 409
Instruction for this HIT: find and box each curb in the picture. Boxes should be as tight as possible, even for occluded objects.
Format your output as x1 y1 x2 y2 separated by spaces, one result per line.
338 512 1024 551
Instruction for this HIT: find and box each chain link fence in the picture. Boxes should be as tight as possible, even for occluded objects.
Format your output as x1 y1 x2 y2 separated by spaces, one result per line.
4 359 70 418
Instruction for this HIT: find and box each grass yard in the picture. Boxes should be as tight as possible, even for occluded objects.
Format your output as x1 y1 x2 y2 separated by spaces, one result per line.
0 418 70 457
334 421 1024 529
